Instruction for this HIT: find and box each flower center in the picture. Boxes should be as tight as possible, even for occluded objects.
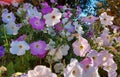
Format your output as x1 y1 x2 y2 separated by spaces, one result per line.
19 45 23 49
80 45 84 49
7 16 11 18
88 16 92 19
86 65 90 69
72 70 76 76
52 15 56 19
92 56 96 60
103 18 107 21
103 56 107 61
35 21 39 25
11 26 15 29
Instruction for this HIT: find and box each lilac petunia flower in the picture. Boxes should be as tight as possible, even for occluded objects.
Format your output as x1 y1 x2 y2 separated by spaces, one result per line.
29 17 45 30
81 15 98 24
30 40 47 58
87 50 102 67
0 46 5 57
72 36 91 57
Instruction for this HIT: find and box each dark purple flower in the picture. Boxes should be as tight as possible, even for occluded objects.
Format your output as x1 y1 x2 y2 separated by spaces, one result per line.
30 40 47 58
54 21 63 32
29 17 45 30
0 46 5 57
41 6 53 15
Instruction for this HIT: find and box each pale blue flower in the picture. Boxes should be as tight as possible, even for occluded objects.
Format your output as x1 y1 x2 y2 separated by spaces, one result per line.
4 22 20 35
26 7 42 19
2 9 16 23
10 41 30 56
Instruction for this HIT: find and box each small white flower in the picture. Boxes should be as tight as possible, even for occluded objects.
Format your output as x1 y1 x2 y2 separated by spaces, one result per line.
4 22 20 35
43 8 62 27
73 21 84 35
28 65 57 77
59 44 70 56
46 39 55 50
10 41 30 56
99 12 114 26
54 63 64 73
64 58 83 77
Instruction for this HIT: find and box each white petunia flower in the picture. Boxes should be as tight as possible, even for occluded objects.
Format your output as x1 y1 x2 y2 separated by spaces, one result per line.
4 22 20 35
59 44 70 56
64 58 83 77
43 8 62 27
28 65 57 77
54 63 64 73
10 41 30 56
99 12 114 26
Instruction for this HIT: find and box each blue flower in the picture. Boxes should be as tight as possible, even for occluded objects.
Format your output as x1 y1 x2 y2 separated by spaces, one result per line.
10 41 30 56
4 22 20 35
2 9 16 23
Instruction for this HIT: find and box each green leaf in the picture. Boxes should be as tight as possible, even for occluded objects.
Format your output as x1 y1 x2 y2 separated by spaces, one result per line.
7 62 15 77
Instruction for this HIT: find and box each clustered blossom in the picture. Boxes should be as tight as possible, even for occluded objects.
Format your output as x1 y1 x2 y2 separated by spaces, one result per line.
0 1 119 77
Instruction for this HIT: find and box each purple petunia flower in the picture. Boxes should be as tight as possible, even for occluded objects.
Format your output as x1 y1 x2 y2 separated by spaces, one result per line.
30 40 47 58
0 46 5 57
29 17 45 30
41 6 53 15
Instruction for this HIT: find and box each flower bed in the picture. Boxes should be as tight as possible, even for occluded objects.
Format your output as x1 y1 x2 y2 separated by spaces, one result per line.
0 0 120 77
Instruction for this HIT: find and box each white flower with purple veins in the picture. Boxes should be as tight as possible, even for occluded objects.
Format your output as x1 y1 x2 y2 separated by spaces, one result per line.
10 41 30 56
2 9 16 23
4 22 20 35
26 7 42 19
28 65 57 77
64 58 83 77
99 12 114 26
43 8 62 27
73 21 84 35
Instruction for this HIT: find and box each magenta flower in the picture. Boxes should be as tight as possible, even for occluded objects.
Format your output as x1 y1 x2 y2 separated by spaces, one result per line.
72 36 91 57
54 21 63 32
80 57 93 71
81 15 98 24
41 7 53 15
30 40 47 58
29 17 45 30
